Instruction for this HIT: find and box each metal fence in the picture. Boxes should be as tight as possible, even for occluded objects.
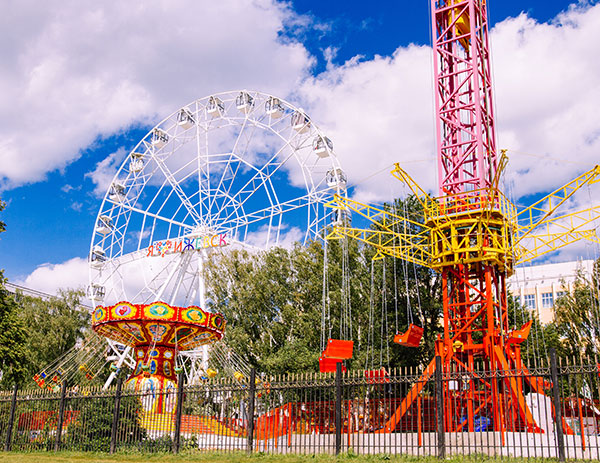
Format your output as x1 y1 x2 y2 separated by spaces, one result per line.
2 352 600 460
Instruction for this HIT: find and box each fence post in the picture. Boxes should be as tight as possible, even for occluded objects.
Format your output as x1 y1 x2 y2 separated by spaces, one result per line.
435 356 445 459
335 362 342 455
172 371 185 454
4 385 18 451
247 368 256 455
110 376 123 454
550 349 566 462
54 381 67 452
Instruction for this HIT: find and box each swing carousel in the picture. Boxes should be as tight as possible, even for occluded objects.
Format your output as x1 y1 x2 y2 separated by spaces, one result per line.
91 301 225 412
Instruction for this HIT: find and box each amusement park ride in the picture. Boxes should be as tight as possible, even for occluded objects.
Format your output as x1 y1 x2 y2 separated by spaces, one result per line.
30 0 600 438
328 0 600 433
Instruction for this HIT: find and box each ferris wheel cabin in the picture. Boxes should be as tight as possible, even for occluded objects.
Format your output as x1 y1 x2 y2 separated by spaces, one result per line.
129 152 144 173
87 284 105 302
207 96 224 118
108 182 126 202
291 110 310 133
89 245 107 269
95 215 113 235
177 108 195 129
313 135 333 158
265 96 284 118
326 168 347 190
151 128 169 148
236 92 254 113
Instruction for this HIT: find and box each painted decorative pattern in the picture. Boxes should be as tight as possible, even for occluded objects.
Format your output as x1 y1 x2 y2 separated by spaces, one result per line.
91 301 226 350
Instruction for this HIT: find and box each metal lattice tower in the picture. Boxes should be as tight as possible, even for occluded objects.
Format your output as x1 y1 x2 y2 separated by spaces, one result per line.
327 0 600 435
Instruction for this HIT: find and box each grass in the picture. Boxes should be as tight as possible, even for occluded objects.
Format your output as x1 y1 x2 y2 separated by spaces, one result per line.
0 452 552 463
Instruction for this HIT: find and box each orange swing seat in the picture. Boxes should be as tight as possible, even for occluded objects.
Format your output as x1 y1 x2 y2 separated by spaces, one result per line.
322 338 354 359
394 324 423 347
319 356 346 373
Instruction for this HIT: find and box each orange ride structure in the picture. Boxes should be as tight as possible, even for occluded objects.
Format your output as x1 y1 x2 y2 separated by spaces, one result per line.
92 301 225 413
329 0 600 434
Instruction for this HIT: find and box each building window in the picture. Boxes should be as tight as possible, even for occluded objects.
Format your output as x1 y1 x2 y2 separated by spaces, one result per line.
524 294 536 310
556 291 567 300
541 292 554 309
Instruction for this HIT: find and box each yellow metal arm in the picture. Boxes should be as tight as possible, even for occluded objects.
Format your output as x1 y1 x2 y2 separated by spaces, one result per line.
518 205 600 239
327 226 431 267
515 230 599 266
515 164 600 239
391 164 438 215
514 205 600 264
328 194 428 233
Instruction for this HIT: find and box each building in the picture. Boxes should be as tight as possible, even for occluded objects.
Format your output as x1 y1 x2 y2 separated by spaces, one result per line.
507 259 594 324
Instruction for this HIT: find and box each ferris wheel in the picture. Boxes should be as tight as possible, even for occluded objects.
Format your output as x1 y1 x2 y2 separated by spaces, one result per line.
87 90 348 385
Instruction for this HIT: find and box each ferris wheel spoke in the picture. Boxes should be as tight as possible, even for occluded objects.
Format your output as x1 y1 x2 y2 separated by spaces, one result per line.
213 144 298 225
110 200 191 232
207 118 260 218
219 191 322 230
153 155 204 226
210 113 308 222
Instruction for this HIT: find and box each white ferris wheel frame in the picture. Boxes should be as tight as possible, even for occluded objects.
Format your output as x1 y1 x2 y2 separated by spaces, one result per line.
87 90 348 386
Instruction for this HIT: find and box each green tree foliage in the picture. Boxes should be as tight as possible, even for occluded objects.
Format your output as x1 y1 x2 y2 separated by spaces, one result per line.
507 291 564 364
18 289 89 379
0 199 29 387
554 262 600 358
65 384 147 451
205 196 443 375
0 277 28 387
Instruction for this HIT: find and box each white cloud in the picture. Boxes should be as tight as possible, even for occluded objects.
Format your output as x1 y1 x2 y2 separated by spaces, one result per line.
492 4 600 197
0 0 315 189
297 46 437 202
85 147 128 198
16 257 89 295
296 3 600 203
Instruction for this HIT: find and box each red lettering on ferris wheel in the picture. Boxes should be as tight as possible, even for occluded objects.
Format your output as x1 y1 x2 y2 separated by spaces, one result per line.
145 233 228 257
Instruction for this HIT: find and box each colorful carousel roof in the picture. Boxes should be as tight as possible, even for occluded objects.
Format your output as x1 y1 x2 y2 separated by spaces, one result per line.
92 301 226 350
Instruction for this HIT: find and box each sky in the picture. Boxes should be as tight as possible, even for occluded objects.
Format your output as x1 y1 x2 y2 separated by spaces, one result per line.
1 0 600 296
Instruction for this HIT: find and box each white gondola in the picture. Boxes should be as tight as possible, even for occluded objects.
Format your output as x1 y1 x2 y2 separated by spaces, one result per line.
313 135 333 158
90 245 107 269
129 152 144 173
291 110 310 133
326 168 347 189
207 97 224 118
236 92 254 114
109 182 126 202
332 208 351 227
96 215 113 235
265 97 284 118
151 128 169 148
177 109 195 129
87 284 105 301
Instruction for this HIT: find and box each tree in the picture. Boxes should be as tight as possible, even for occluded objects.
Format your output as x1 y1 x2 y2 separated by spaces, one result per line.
554 262 600 358
0 199 29 387
18 289 89 379
205 195 443 375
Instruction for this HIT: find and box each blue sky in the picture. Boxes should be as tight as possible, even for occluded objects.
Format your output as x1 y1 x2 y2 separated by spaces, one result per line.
1 0 599 294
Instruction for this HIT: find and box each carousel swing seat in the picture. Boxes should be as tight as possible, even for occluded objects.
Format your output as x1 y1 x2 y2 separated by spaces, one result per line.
322 338 354 359
394 324 424 347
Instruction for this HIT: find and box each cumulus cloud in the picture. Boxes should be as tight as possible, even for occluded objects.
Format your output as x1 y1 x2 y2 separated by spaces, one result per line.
15 257 89 295
492 4 600 198
297 45 436 202
85 147 128 198
0 0 315 189
296 3 600 203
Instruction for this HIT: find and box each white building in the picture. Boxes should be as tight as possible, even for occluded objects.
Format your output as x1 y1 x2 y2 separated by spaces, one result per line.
507 259 594 324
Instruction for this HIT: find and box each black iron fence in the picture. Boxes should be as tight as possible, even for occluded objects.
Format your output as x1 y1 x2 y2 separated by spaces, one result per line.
2 351 600 460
